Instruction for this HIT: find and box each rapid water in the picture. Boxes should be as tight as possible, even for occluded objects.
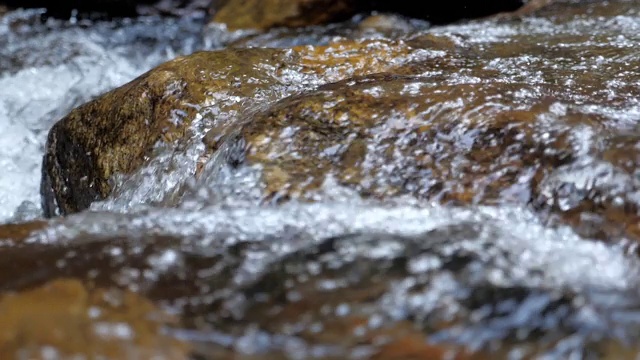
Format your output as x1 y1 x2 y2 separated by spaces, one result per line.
4 2 640 358
0 9 208 223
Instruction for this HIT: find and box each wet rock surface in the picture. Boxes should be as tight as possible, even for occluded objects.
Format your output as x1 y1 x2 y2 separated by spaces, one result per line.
4 0 640 358
225 79 573 205
197 0 640 243
41 39 424 216
4 204 640 359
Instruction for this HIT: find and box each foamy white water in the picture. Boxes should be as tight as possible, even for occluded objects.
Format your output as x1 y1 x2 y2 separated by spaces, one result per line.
0 9 208 223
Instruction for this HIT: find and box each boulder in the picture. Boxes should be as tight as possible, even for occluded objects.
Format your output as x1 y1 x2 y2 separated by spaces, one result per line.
41 38 425 216
44 0 640 244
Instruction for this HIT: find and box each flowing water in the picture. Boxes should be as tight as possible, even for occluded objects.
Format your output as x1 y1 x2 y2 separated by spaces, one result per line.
3 2 640 359
0 9 208 222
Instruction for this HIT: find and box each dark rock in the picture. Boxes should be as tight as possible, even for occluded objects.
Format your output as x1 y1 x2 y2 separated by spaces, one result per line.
208 0 525 30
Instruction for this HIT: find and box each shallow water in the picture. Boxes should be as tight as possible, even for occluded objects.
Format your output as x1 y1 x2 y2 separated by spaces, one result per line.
4 1 640 358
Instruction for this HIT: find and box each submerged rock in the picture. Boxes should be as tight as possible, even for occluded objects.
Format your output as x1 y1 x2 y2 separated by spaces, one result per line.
3 205 640 358
0 278 189 359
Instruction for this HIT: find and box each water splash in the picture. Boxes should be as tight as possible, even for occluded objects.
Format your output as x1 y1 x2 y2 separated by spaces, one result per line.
0 10 209 223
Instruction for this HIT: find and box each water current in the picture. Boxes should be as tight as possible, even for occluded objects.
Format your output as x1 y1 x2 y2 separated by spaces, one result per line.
3 2 640 358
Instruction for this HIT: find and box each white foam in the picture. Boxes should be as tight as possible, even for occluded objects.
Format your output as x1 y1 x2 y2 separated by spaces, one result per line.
0 11 207 223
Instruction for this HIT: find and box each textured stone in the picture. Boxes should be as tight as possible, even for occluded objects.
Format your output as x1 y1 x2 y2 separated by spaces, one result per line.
41 39 423 216
205 77 582 207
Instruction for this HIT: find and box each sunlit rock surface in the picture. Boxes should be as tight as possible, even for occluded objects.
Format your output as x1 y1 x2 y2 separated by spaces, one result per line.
42 38 427 216
4 0 640 358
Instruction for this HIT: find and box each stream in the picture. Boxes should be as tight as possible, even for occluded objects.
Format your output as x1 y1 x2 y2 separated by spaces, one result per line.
2 1 640 359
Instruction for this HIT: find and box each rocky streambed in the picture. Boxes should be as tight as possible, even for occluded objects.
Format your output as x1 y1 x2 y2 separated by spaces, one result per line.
2 0 640 359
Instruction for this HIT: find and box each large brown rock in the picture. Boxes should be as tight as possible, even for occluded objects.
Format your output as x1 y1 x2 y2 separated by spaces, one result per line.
43 0 640 246
41 38 424 216
201 0 640 242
